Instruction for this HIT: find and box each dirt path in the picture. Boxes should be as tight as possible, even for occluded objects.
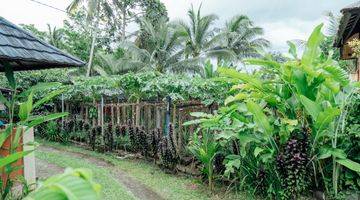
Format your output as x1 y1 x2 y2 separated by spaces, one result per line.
36 158 64 180
38 145 164 200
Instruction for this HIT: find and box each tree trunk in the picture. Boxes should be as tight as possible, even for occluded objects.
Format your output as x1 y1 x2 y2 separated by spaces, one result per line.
121 8 126 41
86 5 100 77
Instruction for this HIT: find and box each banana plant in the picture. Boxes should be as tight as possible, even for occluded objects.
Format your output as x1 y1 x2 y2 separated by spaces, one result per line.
217 24 359 197
0 64 68 198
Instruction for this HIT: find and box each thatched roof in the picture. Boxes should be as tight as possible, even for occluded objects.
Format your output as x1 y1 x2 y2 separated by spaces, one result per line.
334 1 360 47
0 16 85 72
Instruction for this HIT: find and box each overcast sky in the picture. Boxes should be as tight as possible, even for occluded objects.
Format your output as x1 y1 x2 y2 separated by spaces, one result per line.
0 0 354 53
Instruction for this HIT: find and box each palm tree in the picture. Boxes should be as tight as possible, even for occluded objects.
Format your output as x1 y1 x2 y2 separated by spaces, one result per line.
175 5 233 60
46 24 63 48
121 18 201 73
67 0 115 77
93 53 143 76
215 15 269 62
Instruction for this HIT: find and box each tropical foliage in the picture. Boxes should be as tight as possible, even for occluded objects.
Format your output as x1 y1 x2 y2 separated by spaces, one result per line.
185 24 360 199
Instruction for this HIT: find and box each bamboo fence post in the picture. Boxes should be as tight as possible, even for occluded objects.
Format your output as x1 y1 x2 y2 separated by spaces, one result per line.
156 106 161 129
111 105 114 125
146 105 151 130
122 105 126 124
101 96 104 145
164 96 171 135
85 106 89 123
117 106 120 124
135 99 140 126
61 94 64 129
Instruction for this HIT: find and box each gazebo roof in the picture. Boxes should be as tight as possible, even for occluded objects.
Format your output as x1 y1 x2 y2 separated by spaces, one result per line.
334 1 360 47
0 16 85 72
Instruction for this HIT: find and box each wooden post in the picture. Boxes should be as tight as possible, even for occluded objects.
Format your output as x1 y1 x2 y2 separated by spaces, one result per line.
146 105 151 130
117 106 120 124
111 105 114 125
101 96 104 145
61 94 64 129
156 106 161 129
85 106 89 123
135 99 140 126
122 106 126 124
164 96 171 135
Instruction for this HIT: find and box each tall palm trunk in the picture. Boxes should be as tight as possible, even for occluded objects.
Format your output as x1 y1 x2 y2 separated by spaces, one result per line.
86 3 100 77
86 30 97 77
121 8 126 41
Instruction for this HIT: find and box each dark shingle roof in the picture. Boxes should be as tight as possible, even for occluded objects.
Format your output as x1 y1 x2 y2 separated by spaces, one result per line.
334 1 360 47
0 16 85 71
341 1 360 12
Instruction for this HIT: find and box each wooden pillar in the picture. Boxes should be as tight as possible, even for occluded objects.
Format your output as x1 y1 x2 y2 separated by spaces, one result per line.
135 99 140 126
156 106 161 129
111 105 114 125
85 106 89 123
122 106 126 124
117 106 120 124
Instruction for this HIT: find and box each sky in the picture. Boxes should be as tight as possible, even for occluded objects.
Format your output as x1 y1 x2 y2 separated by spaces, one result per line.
0 0 354 53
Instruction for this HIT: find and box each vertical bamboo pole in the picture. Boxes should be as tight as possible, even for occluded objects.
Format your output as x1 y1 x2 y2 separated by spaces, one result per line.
156 106 161 129
111 105 114 125
135 99 140 126
85 106 89 123
117 106 120 124
101 96 104 145
61 94 64 129
122 105 126 124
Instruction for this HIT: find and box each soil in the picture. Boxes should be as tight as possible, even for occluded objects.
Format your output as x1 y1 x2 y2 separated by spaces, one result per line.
37 145 164 200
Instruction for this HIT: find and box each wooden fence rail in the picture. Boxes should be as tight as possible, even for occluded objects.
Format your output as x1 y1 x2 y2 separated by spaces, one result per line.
55 99 216 153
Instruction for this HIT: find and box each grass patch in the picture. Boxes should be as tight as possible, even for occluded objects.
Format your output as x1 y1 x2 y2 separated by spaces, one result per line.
36 139 250 200
36 149 136 200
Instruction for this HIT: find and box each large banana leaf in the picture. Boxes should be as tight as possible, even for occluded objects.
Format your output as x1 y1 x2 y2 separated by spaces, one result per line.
25 168 101 200
246 101 273 136
301 24 324 67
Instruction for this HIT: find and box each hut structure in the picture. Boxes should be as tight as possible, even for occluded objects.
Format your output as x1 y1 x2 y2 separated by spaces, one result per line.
334 1 360 81
0 16 85 188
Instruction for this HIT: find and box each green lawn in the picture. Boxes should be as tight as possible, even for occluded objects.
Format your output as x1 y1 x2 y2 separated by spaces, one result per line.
36 139 250 200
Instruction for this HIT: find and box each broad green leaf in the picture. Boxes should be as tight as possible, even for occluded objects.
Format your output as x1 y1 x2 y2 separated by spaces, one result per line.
224 93 247 105
237 133 261 157
287 41 298 59
336 159 360 173
218 67 263 90
19 91 33 121
25 112 68 129
183 119 202 126
315 107 341 133
254 147 264 157
4 62 16 89
246 101 273 136
244 59 281 70
33 89 65 109
301 24 324 67
190 112 212 118
299 95 321 120
0 150 32 168
0 126 12 147
25 168 101 200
